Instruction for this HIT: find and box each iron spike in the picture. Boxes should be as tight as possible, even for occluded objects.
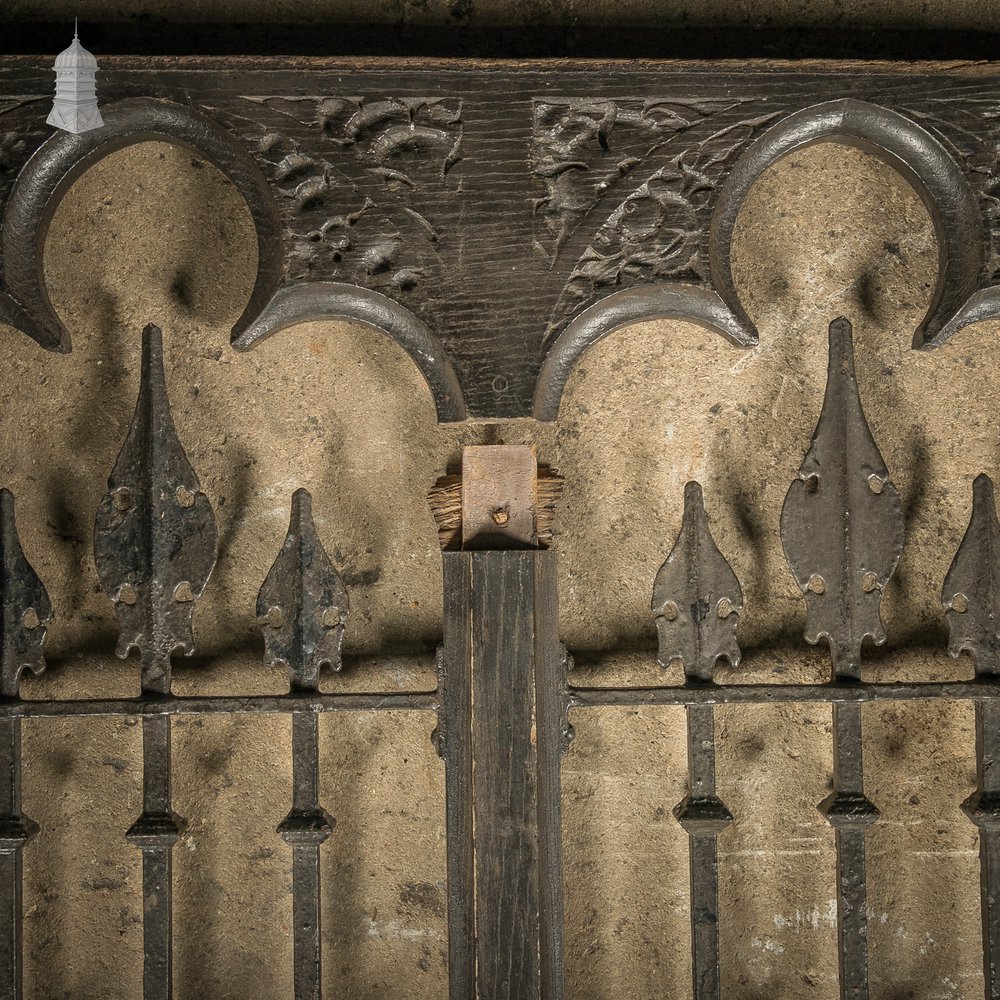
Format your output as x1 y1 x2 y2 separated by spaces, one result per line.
93 324 218 694
0 490 50 698
780 317 904 681
652 481 742 683
257 488 350 691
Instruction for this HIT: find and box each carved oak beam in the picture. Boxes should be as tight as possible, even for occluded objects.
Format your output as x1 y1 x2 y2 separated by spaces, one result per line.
3 62 1000 419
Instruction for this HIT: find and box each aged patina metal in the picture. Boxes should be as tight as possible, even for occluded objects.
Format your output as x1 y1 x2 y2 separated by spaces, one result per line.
944 475 1000 1000
94 323 218 1000
258 488 347 1000
780 318 902 1000
653 481 741 1000
3 50 1000 1000
0 489 47 1000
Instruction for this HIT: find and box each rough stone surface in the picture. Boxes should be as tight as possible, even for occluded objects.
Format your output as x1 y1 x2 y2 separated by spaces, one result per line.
0 124 990 998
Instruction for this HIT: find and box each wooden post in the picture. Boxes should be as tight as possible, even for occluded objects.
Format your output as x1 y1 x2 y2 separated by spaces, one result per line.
437 447 566 1000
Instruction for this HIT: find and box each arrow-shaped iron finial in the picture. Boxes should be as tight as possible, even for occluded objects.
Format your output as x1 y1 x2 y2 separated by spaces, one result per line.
652 481 742 683
94 324 218 694
257 488 349 691
780 318 904 680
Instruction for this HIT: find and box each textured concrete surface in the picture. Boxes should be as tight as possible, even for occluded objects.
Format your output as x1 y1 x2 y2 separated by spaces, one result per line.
0 115 993 998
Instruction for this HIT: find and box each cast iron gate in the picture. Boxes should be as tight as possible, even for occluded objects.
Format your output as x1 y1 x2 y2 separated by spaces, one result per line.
1 52 1000 1000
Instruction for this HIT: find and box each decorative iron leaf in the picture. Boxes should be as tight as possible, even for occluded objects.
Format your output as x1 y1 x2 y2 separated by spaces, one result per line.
257 488 350 690
652 481 742 682
942 474 1000 674
0 489 51 697
780 318 904 679
93 324 218 694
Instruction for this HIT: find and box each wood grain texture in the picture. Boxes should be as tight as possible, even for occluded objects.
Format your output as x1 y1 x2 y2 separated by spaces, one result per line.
4 58 1000 417
440 550 564 999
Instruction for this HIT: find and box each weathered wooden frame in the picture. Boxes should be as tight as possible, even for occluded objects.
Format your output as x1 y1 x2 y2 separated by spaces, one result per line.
2 53 1000 1000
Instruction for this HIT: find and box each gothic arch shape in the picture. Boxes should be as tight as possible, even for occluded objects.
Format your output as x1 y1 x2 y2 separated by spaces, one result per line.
534 98 984 420
1 96 284 353
710 98 983 350
533 284 753 421
232 281 467 422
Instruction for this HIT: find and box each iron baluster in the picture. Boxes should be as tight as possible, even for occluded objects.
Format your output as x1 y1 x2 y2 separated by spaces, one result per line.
942 473 1000 999
94 324 218 1000
653 481 742 1000
258 487 347 1000
0 490 49 1000
780 318 902 1000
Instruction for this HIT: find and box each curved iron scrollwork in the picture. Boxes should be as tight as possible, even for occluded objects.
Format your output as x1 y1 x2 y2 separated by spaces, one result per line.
3 69 1000 425
1 97 284 353
534 97 991 419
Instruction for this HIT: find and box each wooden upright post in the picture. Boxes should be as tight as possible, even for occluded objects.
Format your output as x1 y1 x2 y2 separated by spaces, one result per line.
437 447 566 1000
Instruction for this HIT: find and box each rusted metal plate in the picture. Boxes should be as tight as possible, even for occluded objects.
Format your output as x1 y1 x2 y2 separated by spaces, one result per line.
460 445 538 549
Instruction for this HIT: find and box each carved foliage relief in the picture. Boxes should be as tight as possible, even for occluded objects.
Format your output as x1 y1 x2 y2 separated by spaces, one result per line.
224 95 463 296
531 98 778 338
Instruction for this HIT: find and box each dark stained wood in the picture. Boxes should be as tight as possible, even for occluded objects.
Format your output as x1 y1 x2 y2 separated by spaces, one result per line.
440 549 564 999
4 59 1000 418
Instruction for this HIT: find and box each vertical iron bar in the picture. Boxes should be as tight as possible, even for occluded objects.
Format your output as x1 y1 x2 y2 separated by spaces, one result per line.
676 703 731 1000
126 710 179 1000
942 474 1000 999
257 489 343 1000
823 701 877 1000
780 321 899 1000
0 718 32 1000
969 699 1000 999
278 710 330 1000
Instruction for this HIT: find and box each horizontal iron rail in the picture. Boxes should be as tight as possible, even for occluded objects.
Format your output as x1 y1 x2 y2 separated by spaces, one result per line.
0 677 996 719
566 679 996 707
0 691 439 718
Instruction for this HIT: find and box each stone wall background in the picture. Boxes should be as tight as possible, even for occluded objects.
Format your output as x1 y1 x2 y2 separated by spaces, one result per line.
0 3 996 997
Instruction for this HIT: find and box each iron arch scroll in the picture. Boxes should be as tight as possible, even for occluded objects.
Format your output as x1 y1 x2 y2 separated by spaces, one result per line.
533 98 987 421
1 96 285 354
232 281 467 422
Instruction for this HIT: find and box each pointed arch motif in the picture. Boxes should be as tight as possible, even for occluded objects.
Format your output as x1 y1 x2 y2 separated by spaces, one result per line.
1 97 284 353
534 98 987 419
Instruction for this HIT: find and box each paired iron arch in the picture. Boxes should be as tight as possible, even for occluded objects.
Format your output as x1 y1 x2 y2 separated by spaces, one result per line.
534 98 988 419
2 96 994 425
